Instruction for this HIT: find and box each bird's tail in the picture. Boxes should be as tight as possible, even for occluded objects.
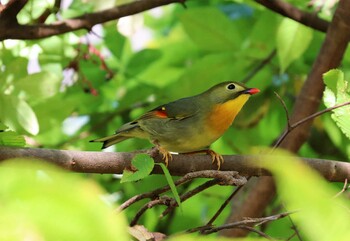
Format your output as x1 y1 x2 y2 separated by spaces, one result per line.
90 134 130 149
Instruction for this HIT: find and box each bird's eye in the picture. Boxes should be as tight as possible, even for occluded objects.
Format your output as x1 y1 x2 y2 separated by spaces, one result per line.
227 83 236 90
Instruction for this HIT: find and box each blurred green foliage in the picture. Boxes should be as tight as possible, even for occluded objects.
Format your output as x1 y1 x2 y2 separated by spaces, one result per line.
0 159 128 241
0 0 350 240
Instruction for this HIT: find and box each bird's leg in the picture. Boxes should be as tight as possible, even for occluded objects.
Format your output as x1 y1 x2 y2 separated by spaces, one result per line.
182 149 224 170
152 140 172 166
206 149 224 170
158 146 173 166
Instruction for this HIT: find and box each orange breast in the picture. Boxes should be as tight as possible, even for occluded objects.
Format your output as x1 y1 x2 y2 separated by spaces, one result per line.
206 95 250 136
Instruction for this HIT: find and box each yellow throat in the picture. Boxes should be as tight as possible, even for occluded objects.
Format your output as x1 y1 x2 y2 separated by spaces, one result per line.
207 94 250 135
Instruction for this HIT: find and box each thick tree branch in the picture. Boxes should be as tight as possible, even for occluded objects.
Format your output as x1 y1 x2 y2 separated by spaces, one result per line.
255 0 329 32
0 146 349 182
0 0 185 41
0 0 28 25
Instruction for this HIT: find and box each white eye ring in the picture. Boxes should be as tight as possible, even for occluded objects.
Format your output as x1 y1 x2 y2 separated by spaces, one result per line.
227 83 236 90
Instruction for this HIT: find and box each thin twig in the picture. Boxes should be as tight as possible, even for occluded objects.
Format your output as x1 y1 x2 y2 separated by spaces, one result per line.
235 225 274 240
274 101 350 149
274 91 291 129
242 49 276 83
160 179 221 217
206 184 245 226
128 171 246 224
287 214 304 241
119 170 245 211
130 196 172 226
286 232 297 241
187 211 294 234
333 178 349 198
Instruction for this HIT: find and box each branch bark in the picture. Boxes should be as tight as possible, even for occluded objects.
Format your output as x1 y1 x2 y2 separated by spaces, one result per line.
255 0 329 32
0 0 185 41
0 146 349 182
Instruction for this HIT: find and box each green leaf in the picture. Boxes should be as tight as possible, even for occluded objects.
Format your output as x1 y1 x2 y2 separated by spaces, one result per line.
17 99 39 135
157 163 182 210
323 69 350 139
0 160 128 241
0 131 26 147
14 71 60 102
126 49 162 76
276 18 313 72
262 149 350 241
104 25 127 60
180 7 241 51
323 69 340 94
121 154 154 183
0 95 39 135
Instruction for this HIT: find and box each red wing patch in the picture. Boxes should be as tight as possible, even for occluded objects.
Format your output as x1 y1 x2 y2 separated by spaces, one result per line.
154 109 168 118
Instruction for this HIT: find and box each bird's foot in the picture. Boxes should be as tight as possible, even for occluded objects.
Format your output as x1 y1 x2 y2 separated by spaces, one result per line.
206 150 224 170
158 146 173 167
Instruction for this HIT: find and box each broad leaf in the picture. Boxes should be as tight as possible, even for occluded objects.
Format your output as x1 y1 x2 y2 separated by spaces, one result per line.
277 18 313 72
323 69 350 139
126 49 162 76
0 95 39 135
14 71 60 102
121 154 154 183
17 99 39 135
262 149 350 241
180 7 241 51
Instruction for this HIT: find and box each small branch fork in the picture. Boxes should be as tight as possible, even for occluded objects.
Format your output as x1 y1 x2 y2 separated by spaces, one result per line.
333 178 349 199
187 211 294 235
273 93 350 149
117 170 247 226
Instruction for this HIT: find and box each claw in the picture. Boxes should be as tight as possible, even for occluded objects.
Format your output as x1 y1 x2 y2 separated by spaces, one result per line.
158 146 172 166
206 150 224 170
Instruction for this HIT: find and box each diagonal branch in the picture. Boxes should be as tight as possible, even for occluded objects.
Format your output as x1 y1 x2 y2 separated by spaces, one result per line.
255 0 329 32
0 0 28 25
274 101 350 149
188 211 294 234
0 0 185 40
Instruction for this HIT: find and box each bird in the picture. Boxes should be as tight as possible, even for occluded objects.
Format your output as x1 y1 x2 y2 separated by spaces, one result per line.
90 81 260 169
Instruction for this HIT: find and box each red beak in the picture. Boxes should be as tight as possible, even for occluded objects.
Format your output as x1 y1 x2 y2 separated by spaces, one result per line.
244 88 260 95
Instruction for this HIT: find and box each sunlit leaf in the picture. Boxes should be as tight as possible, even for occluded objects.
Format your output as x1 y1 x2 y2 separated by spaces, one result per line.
262 149 350 241
323 69 350 139
121 154 154 183
14 71 60 102
17 99 39 135
0 95 39 135
277 18 313 72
